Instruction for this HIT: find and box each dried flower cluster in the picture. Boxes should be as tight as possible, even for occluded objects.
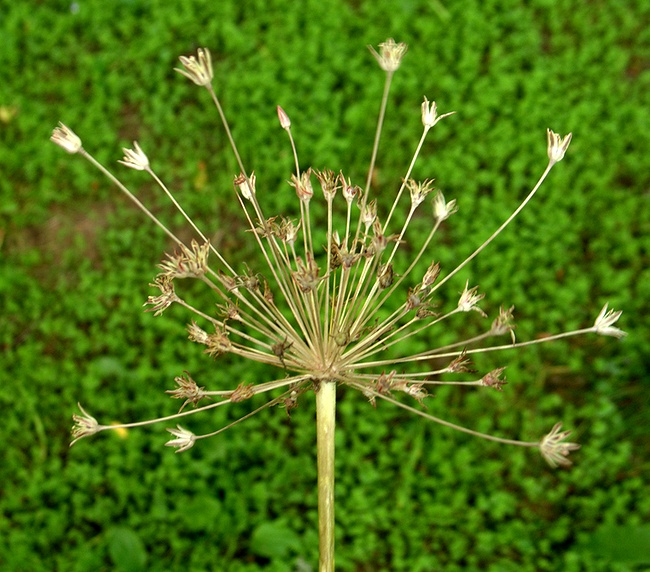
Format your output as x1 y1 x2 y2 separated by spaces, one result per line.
55 40 624 470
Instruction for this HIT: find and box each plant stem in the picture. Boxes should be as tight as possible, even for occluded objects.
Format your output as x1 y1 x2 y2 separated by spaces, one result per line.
316 380 336 572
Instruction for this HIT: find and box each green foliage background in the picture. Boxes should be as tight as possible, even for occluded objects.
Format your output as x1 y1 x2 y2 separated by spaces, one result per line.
1 0 648 570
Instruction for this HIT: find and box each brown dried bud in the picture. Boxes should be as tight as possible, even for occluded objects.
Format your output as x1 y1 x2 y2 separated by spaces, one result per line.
166 372 209 411
230 382 255 403
480 368 507 391
377 263 394 289
205 328 232 357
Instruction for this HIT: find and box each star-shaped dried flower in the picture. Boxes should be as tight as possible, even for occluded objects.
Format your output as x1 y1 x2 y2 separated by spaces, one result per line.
165 425 196 453
70 403 100 446
539 422 581 468
175 48 213 87
593 303 627 339
144 275 178 316
119 141 150 171
480 368 507 391
158 240 210 279
166 372 209 411
457 281 487 317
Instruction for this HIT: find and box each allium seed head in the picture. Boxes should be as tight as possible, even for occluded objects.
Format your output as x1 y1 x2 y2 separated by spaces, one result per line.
175 48 213 87
119 141 150 171
165 425 196 453
540 423 581 468
369 38 408 72
421 97 456 129
546 129 572 163
51 122 82 154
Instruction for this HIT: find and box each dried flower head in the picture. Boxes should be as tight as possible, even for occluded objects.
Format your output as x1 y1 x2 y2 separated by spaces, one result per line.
593 303 627 338
369 38 408 72
51 122 82 154
457 281 487 317
70 403 100 446
432 189 458 222
143 275 178 316
546 129 572 163
175 47 213 87
539 422 581 468
119 141 150 171
158 239 210 279
166 372 210 411
165 425 196 453
421 97 456 129
235 172 256 200
57 42 623 478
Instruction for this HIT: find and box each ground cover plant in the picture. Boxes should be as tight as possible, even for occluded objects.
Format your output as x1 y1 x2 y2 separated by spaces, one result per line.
2 1 649 571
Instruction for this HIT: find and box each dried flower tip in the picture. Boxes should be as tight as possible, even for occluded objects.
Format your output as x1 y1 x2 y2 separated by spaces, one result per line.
422 261 441 288
546 129 572 163
205 328 232 357
406 287 422 311
187 321 210 345
490 305 516 343
70 403 100 446
593 304 626 338
51 122 82 154
166 372 209 411
539 422 581 468
272 338 294 366
159 239 210 279
406 178 435 208
341 176 360 204
230 382 255 403
234 172 256 200
282 388 301 415
433 189 458 222
377 263 394 289
458 281 487 317
144 275 178 316
277 105 291 130
369 38 408 73
219 301 241 322
293 253 320 292
280 217 300 246
447 351 473 373
315 169 338 200
361 200 377 229
370 220 399 256
119 141 149 171
290 170 314 203
175 48 213 87
395 381 428 404
375 371 396 395
480 367 507 391
165 425 196 453
421 97 456 129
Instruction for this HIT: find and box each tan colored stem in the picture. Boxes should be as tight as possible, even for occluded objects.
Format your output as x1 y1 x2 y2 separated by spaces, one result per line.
316 380 336 572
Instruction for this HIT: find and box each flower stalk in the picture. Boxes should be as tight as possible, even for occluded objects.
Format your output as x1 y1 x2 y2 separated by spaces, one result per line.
316 380 337 572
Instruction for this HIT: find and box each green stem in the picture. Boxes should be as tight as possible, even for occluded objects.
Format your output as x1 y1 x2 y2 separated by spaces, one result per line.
316 380 336 572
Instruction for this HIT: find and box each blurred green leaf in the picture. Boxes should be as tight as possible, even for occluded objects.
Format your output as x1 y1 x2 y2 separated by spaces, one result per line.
250 521 302 560
107 527 148 572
